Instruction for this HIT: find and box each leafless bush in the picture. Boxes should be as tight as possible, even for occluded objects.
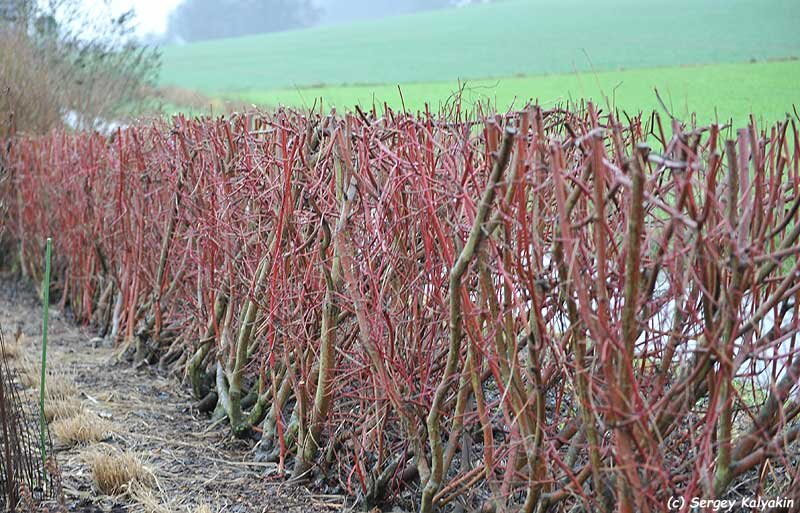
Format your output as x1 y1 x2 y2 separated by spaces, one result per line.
0 0 158 137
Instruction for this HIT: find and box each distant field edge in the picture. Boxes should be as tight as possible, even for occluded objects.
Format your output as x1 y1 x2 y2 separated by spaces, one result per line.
227 59 800 126
158 0 800 93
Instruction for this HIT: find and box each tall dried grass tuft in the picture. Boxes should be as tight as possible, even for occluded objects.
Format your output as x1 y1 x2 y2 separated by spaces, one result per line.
41 374 79 401
51 411 113 446
43 397 85 423
82 445 155 495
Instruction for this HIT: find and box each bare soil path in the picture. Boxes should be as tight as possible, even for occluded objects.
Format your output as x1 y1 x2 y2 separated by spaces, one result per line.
1 278 343 513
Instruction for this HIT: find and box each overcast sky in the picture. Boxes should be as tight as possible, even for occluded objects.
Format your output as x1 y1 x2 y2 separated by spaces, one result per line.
84 0 184 35
84 0 457 37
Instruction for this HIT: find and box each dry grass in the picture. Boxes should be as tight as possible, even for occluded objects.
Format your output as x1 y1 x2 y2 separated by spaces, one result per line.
15 356 78 398
82 445 155 495
0 332 25 360
150 85 212 110
51 411 113 446
129 486 215 513
129 481 172 513
148 85 251 115
16 357 42 388
43 398 86 423
42 374 79 400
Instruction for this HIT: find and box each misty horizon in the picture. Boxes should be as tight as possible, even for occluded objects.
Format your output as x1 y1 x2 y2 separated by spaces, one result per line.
143 0 492 44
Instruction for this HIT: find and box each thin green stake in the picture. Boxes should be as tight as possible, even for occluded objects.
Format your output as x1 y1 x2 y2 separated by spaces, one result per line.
39 237 52 467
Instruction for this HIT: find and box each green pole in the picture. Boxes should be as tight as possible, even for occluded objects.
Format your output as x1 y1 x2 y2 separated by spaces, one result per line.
39 237 52 467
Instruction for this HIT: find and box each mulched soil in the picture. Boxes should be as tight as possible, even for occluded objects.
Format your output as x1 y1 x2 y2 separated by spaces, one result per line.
0 277 346 513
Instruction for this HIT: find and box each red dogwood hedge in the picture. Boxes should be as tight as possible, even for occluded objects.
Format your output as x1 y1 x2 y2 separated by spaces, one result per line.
3 104 799 512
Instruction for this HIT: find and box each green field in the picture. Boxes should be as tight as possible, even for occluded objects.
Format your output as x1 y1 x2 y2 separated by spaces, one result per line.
235 60 799 125
159 0 800 122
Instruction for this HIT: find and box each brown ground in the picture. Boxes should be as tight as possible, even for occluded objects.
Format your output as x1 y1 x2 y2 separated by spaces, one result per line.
0 278 346 513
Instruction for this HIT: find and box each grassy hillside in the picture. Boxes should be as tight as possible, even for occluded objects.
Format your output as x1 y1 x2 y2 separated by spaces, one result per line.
160 0 800 93
234 60 800 125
